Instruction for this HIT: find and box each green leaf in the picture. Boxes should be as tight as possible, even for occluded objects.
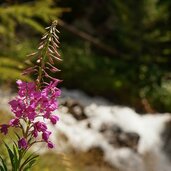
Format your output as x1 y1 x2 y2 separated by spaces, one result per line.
14 132 20 141
0 156 7 171
20 153 38 171
0 165 5 171
13 145 19 171
4 143 15 169
23 159 37 171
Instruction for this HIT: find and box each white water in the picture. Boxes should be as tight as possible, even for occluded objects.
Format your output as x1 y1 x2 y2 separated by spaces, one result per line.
53 89 171 171
1 88 171 171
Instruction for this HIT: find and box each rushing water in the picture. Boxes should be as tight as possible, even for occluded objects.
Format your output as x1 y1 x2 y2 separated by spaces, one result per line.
1 88 171 171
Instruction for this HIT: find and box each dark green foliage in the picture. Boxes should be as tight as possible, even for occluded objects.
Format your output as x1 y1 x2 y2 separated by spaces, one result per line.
0 57 31 84
0 0 64 85
0 0 63 37
58 0 171 112
147 82 171 113
0 0 171 112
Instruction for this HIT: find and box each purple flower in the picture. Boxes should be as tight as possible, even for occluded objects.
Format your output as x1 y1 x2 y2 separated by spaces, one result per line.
42 131 51 142
49 102 58 111
50 115 59 125
9 118 19 127
0 124 9 135
32 129 38 138
9 99 25 118
35 121 47 132
17 80 36 97
26 106 36 121
9 79 61 125
9 100 18 110
47 141 54 148
5 80 61 150
42 81 61 99
18 138 28 149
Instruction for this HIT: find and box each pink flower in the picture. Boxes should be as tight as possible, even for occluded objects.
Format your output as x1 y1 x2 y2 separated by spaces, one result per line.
42 131 51 142
9 99 25 118
9 118 19 127
8 100 18 110
47 141 54 148
3 80 61 149
32 129 38 138
42 81 61 99
18 138 28 149
26 106 36 121
50 115 59 125
17 80 36 97
34 121 47 132
0 124 9 135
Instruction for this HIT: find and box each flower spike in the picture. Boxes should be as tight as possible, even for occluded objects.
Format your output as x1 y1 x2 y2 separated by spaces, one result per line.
23 20 62 89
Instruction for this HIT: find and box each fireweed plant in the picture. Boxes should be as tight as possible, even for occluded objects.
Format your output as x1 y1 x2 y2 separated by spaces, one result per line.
0 21 62 171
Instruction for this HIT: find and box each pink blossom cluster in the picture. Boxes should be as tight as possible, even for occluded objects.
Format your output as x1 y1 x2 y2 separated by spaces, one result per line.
0 80 61 149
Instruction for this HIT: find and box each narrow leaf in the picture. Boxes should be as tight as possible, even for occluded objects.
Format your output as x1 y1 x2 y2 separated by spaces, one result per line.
0 156 7 171
4 143 15 168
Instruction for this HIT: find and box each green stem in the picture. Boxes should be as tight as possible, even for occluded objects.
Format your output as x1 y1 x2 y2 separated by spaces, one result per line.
25 120 31 138
17 120 31 170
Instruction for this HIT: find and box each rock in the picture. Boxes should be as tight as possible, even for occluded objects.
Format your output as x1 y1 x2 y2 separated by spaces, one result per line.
61 99 87 120
162 120 171 160
117 132 140 151
87 122 92 128
99 123 110 133
111 125 122 134
99 123 140 151
99 124 122 134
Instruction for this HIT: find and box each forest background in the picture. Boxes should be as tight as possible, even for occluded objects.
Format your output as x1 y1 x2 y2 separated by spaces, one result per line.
0 0 171 113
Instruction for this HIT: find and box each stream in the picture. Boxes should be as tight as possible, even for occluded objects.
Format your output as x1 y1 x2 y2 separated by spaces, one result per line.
1 88 171 171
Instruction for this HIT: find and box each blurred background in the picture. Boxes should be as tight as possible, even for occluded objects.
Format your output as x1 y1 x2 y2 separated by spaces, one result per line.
0 0 171 171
